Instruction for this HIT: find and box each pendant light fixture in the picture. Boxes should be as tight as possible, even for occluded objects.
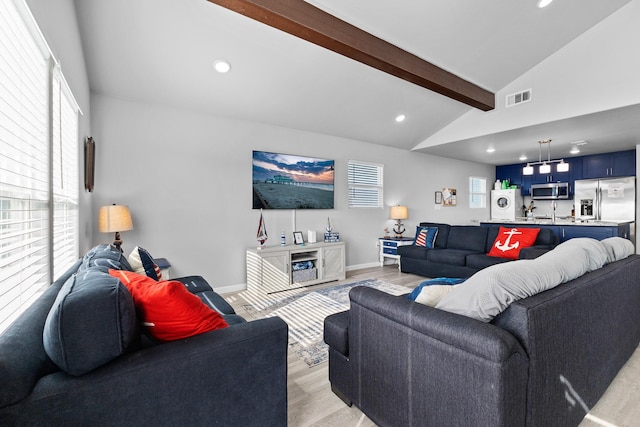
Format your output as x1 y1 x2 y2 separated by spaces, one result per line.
522 139 569 175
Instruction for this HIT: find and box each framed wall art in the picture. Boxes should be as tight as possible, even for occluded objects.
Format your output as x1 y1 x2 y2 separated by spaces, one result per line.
442 188 457 206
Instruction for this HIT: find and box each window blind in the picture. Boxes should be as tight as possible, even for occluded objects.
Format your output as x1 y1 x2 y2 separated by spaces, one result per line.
348 160 383 208
469 176 487 208
0 0 80 332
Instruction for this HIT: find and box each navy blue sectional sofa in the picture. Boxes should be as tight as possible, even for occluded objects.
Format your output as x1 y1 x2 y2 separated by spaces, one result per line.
398 222 558 278
0 245 288 426
325 248 640 427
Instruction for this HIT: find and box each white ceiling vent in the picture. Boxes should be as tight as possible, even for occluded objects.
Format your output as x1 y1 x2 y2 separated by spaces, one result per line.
506 89 532 107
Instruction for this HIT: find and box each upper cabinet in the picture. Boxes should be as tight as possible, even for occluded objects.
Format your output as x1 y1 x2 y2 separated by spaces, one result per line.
496 150 634 197
582 150 636 178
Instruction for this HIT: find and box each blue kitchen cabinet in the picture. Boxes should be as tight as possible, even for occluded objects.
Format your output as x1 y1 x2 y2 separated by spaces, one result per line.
582 150 636 178
495 164 523 189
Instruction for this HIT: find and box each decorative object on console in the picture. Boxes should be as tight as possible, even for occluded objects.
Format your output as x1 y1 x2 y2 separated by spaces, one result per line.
307 230 317 243
390 205 408 238
324 217 339 242
256 208 268 249
98 204 133 253
293 231 304 245
326 217 332 233
523 139 569 175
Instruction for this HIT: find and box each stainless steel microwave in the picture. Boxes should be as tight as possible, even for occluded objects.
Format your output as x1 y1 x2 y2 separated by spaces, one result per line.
531 182 569 200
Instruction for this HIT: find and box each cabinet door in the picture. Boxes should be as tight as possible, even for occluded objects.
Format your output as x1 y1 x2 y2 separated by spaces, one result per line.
322 245 345 281
261 252 290 293
561 226 616 242
610 150 636 177
582 154 610 179
496 164 523 189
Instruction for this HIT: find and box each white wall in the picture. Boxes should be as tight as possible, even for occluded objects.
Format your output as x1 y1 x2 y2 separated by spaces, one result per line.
26 0 94 254
89 94 494 291
417 0 640 148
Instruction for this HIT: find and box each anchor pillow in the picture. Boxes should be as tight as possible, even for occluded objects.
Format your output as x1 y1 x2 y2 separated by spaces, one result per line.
488 226 540 259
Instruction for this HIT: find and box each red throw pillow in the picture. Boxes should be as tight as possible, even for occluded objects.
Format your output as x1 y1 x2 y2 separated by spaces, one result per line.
109 270 228 342
487 227 540 259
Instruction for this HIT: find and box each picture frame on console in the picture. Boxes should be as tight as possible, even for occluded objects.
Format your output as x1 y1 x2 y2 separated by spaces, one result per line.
293 231 304 245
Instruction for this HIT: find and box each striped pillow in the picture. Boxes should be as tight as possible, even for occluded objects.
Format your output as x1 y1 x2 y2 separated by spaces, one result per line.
414 227 438 248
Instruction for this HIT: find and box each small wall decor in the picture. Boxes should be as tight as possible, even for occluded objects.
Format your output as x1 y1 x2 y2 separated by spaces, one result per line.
434 191 442 204
442 188 457 206
84 137 95 192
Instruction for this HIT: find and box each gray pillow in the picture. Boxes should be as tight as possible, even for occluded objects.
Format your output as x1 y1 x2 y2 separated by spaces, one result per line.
600 237 634 263
435 238 608 322
43 268 138 376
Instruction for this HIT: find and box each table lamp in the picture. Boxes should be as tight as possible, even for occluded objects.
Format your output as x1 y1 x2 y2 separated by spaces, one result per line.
99 204 133 252
390 205 408 238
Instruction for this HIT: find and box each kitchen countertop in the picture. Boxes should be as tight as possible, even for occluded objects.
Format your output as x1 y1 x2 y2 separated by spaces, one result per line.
481 218 634 226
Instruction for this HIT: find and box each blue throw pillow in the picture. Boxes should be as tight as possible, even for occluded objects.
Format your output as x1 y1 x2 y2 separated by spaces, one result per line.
43 268 138 376
407 277 466 301
413 226 438 248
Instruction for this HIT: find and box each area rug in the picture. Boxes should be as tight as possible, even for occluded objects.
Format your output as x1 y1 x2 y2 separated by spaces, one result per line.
239 279 409 367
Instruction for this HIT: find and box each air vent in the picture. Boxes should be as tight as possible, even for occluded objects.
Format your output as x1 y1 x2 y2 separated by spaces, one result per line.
506 89 532 107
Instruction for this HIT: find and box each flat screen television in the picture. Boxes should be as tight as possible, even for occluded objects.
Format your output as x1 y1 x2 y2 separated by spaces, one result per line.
252 150 334 209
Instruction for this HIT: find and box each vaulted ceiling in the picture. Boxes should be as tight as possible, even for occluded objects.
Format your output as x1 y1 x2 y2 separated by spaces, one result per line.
73 0 640 165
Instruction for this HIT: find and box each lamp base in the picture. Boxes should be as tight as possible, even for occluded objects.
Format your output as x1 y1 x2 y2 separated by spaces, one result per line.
393 222 405 239
113 231 123 253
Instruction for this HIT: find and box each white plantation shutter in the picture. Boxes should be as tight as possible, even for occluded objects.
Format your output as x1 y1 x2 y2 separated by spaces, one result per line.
469 176 487 208
0 0 80 332
348 160 383 208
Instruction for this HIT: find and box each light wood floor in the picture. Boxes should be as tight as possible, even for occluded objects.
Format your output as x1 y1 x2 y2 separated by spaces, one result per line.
224 265 640 427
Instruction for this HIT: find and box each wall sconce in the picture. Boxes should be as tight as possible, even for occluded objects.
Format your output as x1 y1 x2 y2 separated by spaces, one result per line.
390 205 408 238
99 204 133 252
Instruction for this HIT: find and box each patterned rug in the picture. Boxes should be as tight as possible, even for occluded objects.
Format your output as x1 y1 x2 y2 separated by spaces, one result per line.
239 279 409 367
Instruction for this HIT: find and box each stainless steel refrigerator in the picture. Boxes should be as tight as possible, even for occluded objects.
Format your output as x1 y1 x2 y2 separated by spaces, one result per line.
574 177 636 222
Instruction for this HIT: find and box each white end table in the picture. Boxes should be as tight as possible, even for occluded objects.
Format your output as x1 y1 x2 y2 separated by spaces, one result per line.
378 237 414 270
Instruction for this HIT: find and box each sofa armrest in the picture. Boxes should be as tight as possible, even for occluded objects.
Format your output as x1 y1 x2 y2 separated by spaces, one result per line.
519 245 554 259
9 317 288 426
347 287 528 427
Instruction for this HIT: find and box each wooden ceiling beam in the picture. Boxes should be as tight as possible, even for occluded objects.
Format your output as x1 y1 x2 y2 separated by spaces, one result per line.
208 0 495 111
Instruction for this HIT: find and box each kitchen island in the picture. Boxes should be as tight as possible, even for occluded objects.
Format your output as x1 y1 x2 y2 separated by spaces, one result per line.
481 218 633 243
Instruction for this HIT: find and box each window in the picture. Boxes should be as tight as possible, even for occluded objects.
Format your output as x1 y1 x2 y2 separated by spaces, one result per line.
348 160 383 208
469 176 487 208
0 0 80 332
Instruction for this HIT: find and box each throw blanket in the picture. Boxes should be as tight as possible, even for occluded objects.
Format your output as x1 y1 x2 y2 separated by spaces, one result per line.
429 237 634 322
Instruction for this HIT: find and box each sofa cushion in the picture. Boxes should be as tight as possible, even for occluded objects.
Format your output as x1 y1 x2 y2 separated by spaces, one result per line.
79 244 133 272
466 253 512 270
487 227 540 259
413 226 438 248
419 222 450 249
446 226 488 252
397 244 429 260
427 249 476 266
407 278 466 306
43 268 139 376
128 246 161 280
173 275 236 315
109 270 229 342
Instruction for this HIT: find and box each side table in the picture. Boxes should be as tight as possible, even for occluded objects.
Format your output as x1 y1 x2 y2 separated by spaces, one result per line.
378 237 414 270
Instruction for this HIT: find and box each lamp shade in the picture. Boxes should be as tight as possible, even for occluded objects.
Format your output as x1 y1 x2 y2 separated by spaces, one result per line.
390 205 408 220
98 205 133 233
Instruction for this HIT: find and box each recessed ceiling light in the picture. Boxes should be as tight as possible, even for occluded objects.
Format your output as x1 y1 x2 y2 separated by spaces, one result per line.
486 147 495 153
395 114 406 123
519 155 527 161
213 60 231 73
537 0 553 8
570 147 581 154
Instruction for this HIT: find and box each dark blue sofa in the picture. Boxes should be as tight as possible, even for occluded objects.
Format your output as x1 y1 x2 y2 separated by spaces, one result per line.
398 222 558 278
325 252 640 427
0 245 288 426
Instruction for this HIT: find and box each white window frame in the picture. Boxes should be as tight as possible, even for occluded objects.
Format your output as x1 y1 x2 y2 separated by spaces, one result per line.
348 160 384 208
469 176 487 209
